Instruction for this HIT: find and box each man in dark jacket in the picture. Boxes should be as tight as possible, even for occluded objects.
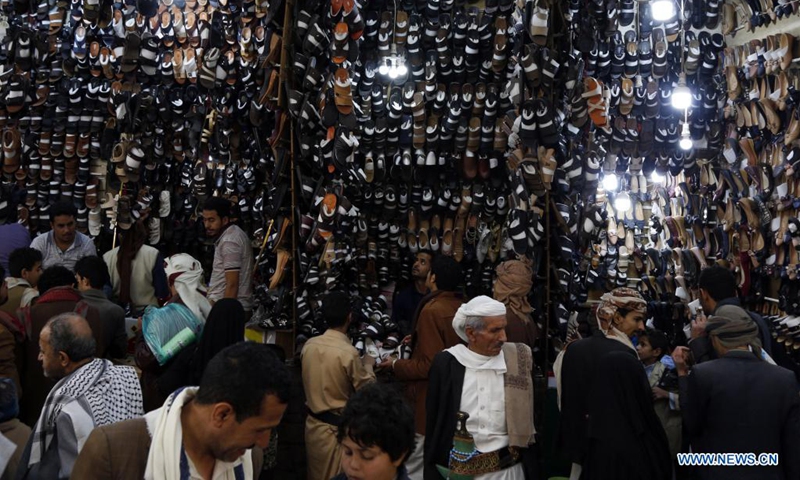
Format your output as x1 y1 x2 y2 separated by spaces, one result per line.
556 287 648 478
690 266 772 364
674 307 800 480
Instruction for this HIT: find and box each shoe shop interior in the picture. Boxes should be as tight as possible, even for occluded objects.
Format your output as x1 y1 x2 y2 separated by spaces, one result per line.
2 0 800 477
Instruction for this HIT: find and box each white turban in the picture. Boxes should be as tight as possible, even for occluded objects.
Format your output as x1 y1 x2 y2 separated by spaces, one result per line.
452 296 507 342
164 253 212 322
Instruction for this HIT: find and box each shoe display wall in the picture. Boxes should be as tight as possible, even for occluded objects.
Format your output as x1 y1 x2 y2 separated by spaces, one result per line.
0 0 294 322
3 0 800 372
288 0 564 351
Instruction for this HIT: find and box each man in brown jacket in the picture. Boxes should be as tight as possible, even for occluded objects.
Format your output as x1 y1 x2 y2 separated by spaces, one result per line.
379 256 464 480
71 343 287 479
17 266 103 426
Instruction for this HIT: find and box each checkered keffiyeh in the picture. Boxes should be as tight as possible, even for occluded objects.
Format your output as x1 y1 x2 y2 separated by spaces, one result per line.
596 287 647 328
29 359 143 467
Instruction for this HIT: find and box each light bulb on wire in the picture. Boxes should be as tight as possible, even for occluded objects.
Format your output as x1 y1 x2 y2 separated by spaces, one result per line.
397 63 408 76
651 0 676 20
602 173 618 191
679 122 693 150
614 192 632 213
378 62 389 75
672 74 692 110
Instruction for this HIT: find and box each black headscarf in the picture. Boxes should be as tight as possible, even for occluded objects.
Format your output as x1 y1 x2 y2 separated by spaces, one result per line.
581 351 673 480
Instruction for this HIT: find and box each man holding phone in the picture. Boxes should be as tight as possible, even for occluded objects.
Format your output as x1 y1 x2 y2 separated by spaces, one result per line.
673 307 800 480
690 266 772 364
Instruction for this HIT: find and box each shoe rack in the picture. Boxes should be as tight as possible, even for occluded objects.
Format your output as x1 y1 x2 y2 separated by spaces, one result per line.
725 0 800 376
255 0 299 362
724 10 800 47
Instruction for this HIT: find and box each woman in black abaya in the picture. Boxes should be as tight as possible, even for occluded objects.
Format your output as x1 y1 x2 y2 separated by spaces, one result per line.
156 298 247 396
581 350 673 480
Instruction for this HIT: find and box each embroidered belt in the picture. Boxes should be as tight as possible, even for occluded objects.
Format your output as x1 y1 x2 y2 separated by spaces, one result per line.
448 446 520 476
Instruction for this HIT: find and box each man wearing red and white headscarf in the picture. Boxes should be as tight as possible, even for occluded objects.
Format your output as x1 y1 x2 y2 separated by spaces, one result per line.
556 287 648 479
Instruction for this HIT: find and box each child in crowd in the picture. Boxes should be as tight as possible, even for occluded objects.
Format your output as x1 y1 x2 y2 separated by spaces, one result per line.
333 383 415 480
637 328 682 459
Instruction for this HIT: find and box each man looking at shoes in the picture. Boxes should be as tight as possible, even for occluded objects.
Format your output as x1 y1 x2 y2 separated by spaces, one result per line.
301 291 376 480
379 256 464 480
202 197 255 317
391 251 433 335
425 296 536 480
15 313 142 479
71 342 287 479
30 202 97 272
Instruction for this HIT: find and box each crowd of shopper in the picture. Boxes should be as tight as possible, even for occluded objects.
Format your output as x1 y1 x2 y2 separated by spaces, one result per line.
1 201 799 480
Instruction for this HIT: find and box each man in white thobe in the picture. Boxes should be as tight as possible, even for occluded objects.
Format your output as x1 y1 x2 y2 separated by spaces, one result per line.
424 296 536 480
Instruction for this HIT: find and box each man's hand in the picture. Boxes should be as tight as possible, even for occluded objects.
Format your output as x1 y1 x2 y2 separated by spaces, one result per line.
652 386 669 400
673 346 692 376
376 357 394 371
401 335 412 346
690 312 708 339
361 354 377 370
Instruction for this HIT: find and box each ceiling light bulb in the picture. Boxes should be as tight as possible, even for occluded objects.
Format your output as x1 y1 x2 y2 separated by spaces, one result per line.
651 171 665 184
397 63 408 76
672 74 692 110
388 66 399 78
602 173 618 191
651 0 676 20
614 192 631 213
378 63 389 75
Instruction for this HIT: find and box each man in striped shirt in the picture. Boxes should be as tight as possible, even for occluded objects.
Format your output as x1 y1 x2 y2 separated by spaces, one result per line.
202 197 255 315
30 202 96 272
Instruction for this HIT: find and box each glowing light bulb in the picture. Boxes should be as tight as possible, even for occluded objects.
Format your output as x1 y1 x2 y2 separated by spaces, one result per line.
602 173 618 191
679 122 692 150
388 66 399 78
651 0 676 20
651 171 665 184
672 75 692 110
396 64 408 76
614 192 631 212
